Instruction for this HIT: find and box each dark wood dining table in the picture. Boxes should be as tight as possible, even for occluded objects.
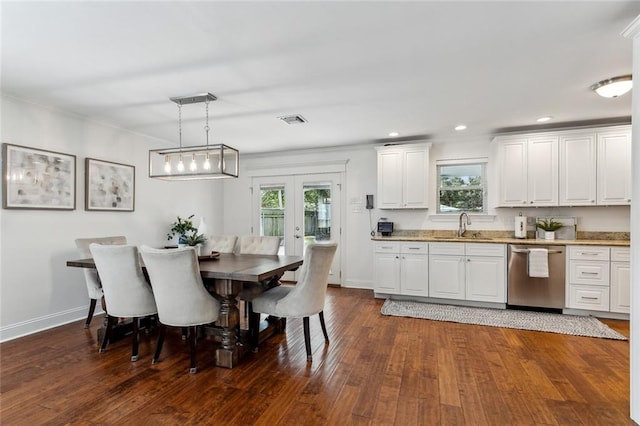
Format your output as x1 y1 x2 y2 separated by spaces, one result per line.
66 252 303 368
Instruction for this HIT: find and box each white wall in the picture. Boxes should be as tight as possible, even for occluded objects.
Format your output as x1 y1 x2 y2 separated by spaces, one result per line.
0 95 224 341
222 139 631 290
623 14 639 425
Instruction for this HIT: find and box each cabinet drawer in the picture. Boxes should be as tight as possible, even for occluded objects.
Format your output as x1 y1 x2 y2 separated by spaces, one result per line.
569 261 609 286
374 242 400 254
568 285 610 311
429 242 464 256
568 246 609 261
611 247 630 262
401 242 428 254
465 243 505 257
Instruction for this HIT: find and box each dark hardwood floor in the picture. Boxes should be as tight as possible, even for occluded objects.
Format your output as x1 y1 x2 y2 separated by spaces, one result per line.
0 287 632 425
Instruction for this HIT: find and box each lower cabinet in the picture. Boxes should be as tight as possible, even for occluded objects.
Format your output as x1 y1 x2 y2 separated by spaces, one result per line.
373 242 428 296
429 243 506 303
566 246 630 314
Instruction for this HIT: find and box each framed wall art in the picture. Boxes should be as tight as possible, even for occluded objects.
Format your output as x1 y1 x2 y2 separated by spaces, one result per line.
2 143 76 210
85 158 135 212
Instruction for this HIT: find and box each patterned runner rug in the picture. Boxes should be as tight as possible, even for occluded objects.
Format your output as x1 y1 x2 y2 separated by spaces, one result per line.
381 299 627 340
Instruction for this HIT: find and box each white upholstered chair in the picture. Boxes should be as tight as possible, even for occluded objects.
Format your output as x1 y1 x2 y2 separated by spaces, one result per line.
250 242 337 362
237 236 283 317
208 235 238 254
89 244 157 361
139 245 220 374
75 236 127 328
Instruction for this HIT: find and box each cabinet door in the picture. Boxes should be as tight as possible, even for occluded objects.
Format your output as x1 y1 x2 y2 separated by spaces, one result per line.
401 254 428 296
403 148 429 208
377 150 403 208
559 133 596 206
373 252 401 294
465 256 506 303
597 129 631 205
429 255 465 299
610 262 630 313
497 138 528 206
527 136 558 206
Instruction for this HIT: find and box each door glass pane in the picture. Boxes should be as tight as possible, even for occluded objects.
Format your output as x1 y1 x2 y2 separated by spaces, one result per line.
259 185 285 254
303 183 331 254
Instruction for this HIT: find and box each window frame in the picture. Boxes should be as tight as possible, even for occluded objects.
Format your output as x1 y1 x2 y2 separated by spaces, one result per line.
436 159 488 215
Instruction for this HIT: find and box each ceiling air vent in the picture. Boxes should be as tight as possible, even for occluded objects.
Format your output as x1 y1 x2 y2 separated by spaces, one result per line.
278 114 307 125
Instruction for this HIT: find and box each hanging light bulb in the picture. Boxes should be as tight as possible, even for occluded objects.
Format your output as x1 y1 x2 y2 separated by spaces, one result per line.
177 155 184 172
164 155 171 173
190 153 197 171
203 152 211 170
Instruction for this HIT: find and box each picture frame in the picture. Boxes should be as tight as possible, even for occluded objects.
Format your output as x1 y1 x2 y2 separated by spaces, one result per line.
85 158 135 212
2 143 76 210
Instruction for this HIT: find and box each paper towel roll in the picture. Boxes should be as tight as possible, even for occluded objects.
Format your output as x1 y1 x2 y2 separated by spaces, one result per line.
515 216 527 238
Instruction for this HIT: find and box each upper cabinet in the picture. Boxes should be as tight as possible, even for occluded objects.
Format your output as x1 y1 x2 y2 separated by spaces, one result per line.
376 143 431 209
495 135 558 206
494 125 631 207
597 128 632 205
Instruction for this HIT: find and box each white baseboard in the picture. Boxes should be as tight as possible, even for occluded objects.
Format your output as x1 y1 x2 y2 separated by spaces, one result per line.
0 306 105 343
342 279 373 290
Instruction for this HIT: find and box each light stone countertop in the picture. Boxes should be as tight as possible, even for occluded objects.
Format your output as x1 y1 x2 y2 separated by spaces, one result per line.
371 230 630 247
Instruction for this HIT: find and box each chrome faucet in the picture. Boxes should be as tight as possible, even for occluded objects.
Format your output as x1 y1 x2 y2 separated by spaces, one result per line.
457 212 471 237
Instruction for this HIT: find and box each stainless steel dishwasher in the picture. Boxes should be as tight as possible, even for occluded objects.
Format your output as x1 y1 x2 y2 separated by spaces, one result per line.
507 245 566 310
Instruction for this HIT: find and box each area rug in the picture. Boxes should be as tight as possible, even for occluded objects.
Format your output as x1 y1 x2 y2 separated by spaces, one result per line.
380 299 627 340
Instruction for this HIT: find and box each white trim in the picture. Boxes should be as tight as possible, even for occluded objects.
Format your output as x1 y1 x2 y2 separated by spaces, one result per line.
622 14 640 38
436 157 488 166
343 279 373 290
0 306 102 343
245 160 348 177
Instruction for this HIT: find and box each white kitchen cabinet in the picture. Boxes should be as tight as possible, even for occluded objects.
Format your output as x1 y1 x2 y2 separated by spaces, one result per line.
373 242 428 295
559 132 597 205
597 128 632 205
610 247 631 314
566 246 610 312
376 143 431 209
429 243 506 303
495 135 558 206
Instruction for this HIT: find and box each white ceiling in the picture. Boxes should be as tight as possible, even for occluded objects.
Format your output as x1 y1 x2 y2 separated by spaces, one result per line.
2 1 638 154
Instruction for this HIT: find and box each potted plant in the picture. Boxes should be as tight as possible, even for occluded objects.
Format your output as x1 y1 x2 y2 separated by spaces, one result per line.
536 218 563 240
166 215 197 246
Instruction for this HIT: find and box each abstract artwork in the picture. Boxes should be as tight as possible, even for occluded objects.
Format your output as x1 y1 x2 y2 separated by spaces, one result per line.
2 143 76 210
85 158 135 211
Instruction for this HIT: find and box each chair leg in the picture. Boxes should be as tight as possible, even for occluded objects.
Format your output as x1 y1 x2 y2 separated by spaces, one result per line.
131 317 139 362
99 315 115 353
152 324 166 365
303 316 312 362
319 311 329 344
85 298 97 328
249 307 261 352
181 327 188 340
189 326 197 374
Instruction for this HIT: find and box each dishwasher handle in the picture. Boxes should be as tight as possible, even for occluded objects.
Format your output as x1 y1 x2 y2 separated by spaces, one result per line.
511 248 564 254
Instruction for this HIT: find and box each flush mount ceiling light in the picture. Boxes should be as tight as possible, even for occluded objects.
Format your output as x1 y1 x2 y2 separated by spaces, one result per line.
388 131 399 137
149 93 239 180
536 116 553 123
590 74 633 98
454 124 467 131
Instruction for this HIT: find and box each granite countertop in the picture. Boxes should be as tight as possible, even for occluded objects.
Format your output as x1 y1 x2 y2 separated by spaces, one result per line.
371 230 631 247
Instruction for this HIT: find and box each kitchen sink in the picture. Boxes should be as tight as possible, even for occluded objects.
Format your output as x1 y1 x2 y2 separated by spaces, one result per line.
431 236 495 241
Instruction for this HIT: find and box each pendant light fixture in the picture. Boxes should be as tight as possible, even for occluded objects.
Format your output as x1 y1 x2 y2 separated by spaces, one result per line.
149 92 239 180
590 74 633 98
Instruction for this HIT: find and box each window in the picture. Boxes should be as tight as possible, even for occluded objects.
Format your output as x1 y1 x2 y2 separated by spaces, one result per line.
437 161 487 214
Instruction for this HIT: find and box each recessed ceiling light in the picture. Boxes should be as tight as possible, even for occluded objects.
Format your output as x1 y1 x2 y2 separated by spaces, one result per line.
536 116 552 123
454 125 467 131
388 132 399 137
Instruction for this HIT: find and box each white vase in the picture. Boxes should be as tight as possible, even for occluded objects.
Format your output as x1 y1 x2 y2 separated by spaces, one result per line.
544 231 555 240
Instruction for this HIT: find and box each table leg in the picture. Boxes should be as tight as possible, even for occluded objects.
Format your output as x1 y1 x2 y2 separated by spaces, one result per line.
212 279 242 368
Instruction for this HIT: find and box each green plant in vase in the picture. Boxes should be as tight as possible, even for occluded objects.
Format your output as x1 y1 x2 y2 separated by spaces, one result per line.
536 218 563 240
167 215 197 245
182 231 207 246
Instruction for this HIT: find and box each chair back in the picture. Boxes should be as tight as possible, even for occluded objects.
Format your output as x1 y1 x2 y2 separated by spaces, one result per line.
208 235 238 253
275 242 337 317
139 246 220 327
75 236 127 299
89 244 157 318
239 236 281 255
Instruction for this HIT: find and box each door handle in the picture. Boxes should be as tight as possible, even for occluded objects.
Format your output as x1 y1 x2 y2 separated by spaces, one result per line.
295 234 302 239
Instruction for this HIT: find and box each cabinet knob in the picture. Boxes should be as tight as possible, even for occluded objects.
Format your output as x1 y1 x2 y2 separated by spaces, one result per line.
530 201 533 204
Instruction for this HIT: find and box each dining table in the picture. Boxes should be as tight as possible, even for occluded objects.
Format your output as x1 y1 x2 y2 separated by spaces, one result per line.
66 252 303 368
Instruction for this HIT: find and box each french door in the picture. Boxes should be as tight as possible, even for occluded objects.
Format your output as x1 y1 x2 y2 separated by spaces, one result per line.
251 173 342 284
